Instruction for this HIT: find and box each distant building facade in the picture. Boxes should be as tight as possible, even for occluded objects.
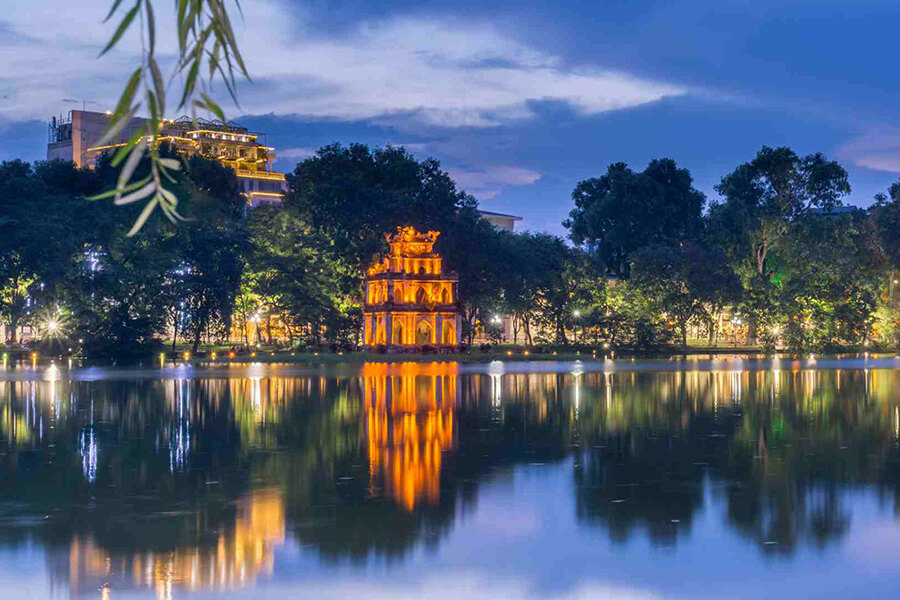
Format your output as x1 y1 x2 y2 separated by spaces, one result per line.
47 110 286 207
477 209 522 232
363 227 460 347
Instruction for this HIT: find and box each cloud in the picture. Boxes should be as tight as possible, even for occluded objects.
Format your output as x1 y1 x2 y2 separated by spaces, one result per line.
0 1 686 130
839 130 900 174
447 165 542 199
278 146 318 160
241 14 685 127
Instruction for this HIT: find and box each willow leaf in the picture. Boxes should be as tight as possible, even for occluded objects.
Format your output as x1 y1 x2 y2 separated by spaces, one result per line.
99 1 140 57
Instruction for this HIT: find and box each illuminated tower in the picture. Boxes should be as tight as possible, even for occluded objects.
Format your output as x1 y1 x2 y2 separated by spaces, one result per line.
363 227 460 347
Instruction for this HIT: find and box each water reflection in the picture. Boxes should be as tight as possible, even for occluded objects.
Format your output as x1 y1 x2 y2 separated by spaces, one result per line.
363 362 457 510
61 490 284 598
0 362 899 597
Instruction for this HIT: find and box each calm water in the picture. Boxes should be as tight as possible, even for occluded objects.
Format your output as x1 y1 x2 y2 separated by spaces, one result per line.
2 357 900 599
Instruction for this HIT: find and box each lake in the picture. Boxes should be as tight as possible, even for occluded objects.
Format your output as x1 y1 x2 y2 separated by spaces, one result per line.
1 356 900 599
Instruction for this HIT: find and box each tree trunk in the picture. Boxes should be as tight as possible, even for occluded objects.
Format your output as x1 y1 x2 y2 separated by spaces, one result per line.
681 322 688 349
755 241 768 277
171 311 178 351
555 313 568 345
285 317 294 347
746 320 758 346
7 315 18 344
192 322 203 354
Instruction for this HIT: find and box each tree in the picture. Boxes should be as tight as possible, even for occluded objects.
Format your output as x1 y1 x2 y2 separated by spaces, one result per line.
565 159 705 278
777 210 883 349
709 146 850 342
0 160 91 343
872 181 900 270
171 155 249 352
55 152 247 357
509 233 583 345
437 200 509 343
632 242 741 348
286 144 465 272
711 146 850 280
244 204 355 347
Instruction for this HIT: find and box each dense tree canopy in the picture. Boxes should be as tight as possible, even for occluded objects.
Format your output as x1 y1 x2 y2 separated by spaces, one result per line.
286 143 465 271
565 158 705 278
709 146 851 280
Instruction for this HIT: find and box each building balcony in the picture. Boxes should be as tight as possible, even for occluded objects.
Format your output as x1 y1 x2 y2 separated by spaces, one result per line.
235 169 286 181
363 302 457 312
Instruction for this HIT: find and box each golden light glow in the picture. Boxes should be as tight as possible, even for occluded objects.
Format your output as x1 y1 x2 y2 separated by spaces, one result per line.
363 362 458 510
64 490 285 596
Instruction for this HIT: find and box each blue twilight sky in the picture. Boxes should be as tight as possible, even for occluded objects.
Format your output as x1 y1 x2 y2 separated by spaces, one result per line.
2 0 900 233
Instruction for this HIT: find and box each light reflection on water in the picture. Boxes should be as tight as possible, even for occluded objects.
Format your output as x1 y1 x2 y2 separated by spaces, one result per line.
0 360 899 598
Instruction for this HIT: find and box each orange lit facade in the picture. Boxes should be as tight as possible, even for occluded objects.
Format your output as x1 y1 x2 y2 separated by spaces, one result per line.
363 227 461 347
362 362 458 510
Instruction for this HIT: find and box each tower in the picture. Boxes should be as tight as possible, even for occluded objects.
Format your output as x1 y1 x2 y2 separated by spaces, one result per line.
363 227 461 348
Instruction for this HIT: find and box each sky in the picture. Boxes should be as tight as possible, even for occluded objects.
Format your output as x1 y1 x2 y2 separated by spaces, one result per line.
2 0 900 233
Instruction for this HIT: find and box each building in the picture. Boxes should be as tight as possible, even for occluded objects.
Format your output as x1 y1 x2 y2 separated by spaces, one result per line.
363 226 460 347
47 110 286 207
477 209 522 231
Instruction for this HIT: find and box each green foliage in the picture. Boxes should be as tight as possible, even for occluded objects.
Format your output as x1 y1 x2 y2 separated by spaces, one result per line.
777 210 883 350
286 143 465 271
244 204 357 347
632 242 741 347
0 160 92 343
565 158 705 278
1 154 247 356
707 146 852 343
871 183 900 269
